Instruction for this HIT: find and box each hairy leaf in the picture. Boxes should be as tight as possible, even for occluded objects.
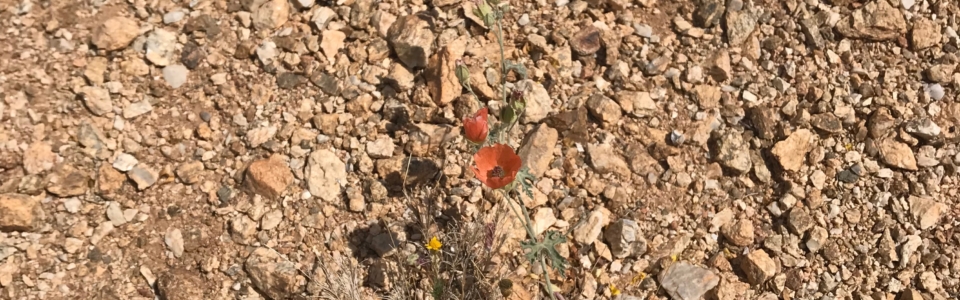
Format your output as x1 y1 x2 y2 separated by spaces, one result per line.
520 230 569 277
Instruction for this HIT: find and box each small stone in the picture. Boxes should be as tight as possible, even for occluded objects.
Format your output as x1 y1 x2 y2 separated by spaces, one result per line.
165 228 184 258
517 80 553 124
106 202 126 226
387 63 415 91
786 208 814 234
163 11 185 24
145 29 177 66
175 161 205 184
276 72 304 90
245 247 307 299
724 8 758 46
878 139 917 171
346 188 365 212
741 250 778 284
715 131 752 174
573 209 607 245
771 129 816 171
924 83 945 101
587 144 631 177
252 0 290 30
311 7 337 30
256 41 278 66
320 30 346 62
387 13 436 68
22 142 56 175
571 26 602 55
0 193 45 232
805 226 828 252
918 272 941 292
910 17 941 50
909 196 944 230
128 166 158 190
156 269 206 300
306 149 347 202
294 0 315 8
112 153 138 172
904 118 941 140
531 208 556 235
260 210 283 230
245 155 294 199
603 219 647 258
63 238 83 254
246 126 278 148
79 86 113 116
91 17 140 51
692 85 720 109
720 219 754 247
366 136 396 159
586 94 622 127
810 113 842 134
162 65 189 89
693 0 725 27
46 165 91 197
706 49 732 82
122 100 153 119
659 262 720 300
799 18 825 49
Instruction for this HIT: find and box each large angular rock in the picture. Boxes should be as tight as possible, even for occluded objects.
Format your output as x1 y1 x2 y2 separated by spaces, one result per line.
156 268 207 300
659 262 720 300
91 17 140 51
835 0 907 41
46 165 91 197
306 149 347 202
387 13 435 68
517 124 558 177
771 129 815 172
0 193 45 232
245 155 294 199
245 247 306 299
587 144 631 177
426 37 466 106
603 219 647 258
517 80 553 124
878 139 918 171
741 250 778 284
252 0 290 30
715 131 752 174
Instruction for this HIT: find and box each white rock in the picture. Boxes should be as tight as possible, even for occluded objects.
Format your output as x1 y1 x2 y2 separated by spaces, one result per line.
246 126 278 148
211 73 227 85
79 86 113 116
162 65 189 89
112 153 139 172
63 198 82 213
145 29 177 66
306 149 347 202
260 210 283 230
90 222 114 245
295 0 315 8
106 202 127 226
123 100 153 119
164 228 184 258
163 11 186 24
256 41 278 65
311 7 337 30
365 136 396 158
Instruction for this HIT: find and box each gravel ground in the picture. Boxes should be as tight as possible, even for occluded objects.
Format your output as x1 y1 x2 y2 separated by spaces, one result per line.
0 0 959 299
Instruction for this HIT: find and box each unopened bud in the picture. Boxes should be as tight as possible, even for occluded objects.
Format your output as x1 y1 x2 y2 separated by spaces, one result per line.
455 59 471 88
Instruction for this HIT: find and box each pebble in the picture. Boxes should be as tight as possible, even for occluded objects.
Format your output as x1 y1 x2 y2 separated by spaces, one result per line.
741 250 778 284
603 219 647 258
244 247 306 299
79 86 113 116
658 262 720 300
122 100 153 119
245 155 294 199
128 165 159 190
145 29 178 66
518 14 530 26
0 194 45 233
306 149 347 202
387 14 436 68
91 17 140 51
162 65 189 89
106 202 127 226
573 209 607 245
163 11 186 24
112 153 138 172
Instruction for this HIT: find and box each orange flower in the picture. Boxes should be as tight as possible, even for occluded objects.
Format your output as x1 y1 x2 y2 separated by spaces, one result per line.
463 107 489 144
472 143 521 189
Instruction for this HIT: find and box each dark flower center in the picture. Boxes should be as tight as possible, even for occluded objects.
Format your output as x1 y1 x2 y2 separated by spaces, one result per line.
489 166 505 178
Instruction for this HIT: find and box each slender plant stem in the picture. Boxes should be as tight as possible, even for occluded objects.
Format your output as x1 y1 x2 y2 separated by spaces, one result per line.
502 190 557 300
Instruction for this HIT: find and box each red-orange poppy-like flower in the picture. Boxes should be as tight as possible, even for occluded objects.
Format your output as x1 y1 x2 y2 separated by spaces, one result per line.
472 143 522 189
463 107 489 144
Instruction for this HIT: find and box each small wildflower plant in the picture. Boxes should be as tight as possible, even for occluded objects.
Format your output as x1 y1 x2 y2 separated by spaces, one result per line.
456 0 570 298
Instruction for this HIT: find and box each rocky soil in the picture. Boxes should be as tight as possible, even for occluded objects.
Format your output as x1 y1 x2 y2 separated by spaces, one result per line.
1 0 959 299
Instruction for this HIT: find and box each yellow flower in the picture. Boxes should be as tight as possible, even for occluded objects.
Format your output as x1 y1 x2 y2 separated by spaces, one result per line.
670 254 679 262
426 236 442 251
609 284 621 296
630 272 647 285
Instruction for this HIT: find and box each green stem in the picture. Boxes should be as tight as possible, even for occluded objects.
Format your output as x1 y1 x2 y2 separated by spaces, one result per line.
503 190 557 300
495 20 509 144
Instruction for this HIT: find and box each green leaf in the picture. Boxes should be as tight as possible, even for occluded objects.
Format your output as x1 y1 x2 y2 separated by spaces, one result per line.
503 60 528 80
456 63 471 88
520 230 569 278
500 105 517 127
516 167 536 199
